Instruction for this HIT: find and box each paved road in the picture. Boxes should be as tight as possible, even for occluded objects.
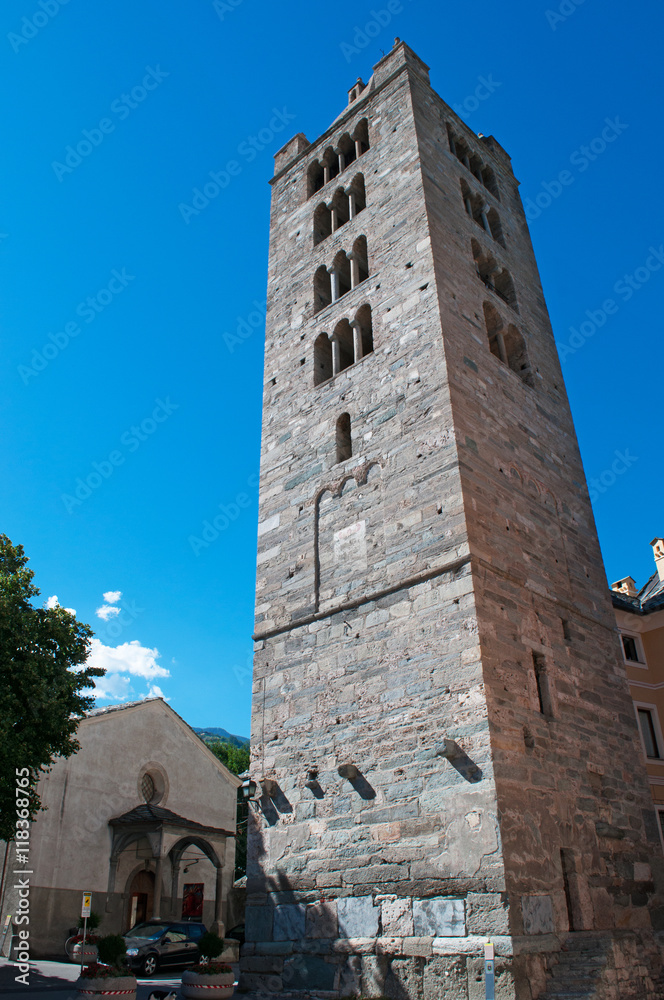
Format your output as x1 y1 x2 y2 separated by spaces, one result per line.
0 959 185 1000
0 960 314 1000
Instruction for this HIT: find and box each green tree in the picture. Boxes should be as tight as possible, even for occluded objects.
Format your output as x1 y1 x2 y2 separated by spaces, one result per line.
208 740 250 880
208 740 250 776
0 534 104 840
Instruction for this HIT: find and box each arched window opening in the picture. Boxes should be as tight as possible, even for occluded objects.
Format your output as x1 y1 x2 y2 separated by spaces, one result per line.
352 236 369 286
487 208 505 247
460 180 484 226
336 413 352 464
333 319 354 374
449 126 501 200
308 160 324 199
313 203 332 246
483 302 504 363
314 266 332 314
455 137 471 170
338 133 357 170
483 303 532 387
469 154 484 184
461 179 473 218
349 174 366 217
331 188 350 231
504 325 533 386
472 240 498 292
332 251 352 299
482 165 500 200
494 269 518 311
355 303 374 357
353 119 370 156
324 147 339 182
314 333 333 386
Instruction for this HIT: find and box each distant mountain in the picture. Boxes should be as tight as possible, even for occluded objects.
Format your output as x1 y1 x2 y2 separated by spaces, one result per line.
193 727 249 748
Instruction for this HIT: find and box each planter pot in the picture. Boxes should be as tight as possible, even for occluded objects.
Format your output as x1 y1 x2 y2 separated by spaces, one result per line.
69 942 99 964
75 975 137 1000
181 970 235 1000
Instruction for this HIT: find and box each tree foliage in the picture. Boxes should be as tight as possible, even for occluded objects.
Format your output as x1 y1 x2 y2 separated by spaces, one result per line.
0 534 104 840
208 740 250 880
207 739 250 776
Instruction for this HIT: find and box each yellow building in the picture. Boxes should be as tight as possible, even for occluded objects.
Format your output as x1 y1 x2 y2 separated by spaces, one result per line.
612 538 664 843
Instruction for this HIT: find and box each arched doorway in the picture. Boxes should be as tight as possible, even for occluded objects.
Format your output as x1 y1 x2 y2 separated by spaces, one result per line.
125 869 155 931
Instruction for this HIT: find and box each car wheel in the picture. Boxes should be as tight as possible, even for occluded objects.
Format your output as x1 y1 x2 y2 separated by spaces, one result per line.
142 954 158 977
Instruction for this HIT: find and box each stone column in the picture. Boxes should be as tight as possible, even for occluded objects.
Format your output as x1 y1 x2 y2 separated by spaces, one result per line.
330 206 339 232
355 138 362 160
331 335 340 376
209 864 225 938
351 320 363 363
348 191 357 220
330 269 340 303
480 203 490 233
151 856 163 919
323 164 330 186
349 255 360 290
170 861 180 918
496 332 508 365
464 196 473 217
338 152 345 173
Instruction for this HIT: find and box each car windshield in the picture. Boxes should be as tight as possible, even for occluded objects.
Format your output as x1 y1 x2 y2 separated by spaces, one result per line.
126 923 166 940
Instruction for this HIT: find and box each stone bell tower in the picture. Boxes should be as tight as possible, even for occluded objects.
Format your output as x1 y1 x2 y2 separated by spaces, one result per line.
243 40 664 999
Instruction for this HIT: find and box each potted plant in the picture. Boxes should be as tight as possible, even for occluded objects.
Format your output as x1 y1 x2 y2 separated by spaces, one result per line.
181 932 234 999
66 913 102 964
75 935 137 1000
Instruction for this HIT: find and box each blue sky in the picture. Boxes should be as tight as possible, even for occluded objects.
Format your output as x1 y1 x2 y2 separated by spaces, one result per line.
1 0 661 736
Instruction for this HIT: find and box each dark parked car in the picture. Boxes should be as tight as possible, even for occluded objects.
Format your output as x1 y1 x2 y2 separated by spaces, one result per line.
225 924 245 947
123 920 206 976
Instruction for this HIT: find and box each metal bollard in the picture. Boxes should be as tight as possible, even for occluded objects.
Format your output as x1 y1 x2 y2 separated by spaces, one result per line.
485 941 495 1000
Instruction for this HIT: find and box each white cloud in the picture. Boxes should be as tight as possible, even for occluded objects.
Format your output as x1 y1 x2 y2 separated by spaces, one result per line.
96 605 121 621
85 638 170 704
46 595 76 616
88 639 169 679
146 684 169 700
103 591 122 604
92 672 132 701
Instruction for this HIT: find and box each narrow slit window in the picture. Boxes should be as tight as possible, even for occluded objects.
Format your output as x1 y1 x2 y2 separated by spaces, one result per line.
336 413 352 464
533 652 553 717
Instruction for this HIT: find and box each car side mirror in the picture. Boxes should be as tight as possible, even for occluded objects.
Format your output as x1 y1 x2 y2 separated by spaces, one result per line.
162 936 171 944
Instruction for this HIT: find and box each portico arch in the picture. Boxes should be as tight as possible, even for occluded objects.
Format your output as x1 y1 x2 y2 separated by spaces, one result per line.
124 866 155 931
168 836 226 934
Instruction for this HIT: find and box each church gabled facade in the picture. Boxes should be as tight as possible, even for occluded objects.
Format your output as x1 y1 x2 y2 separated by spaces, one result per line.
245 40 664 998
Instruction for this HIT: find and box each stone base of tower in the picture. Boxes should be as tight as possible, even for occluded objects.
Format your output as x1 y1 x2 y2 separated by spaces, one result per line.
239 894 664 998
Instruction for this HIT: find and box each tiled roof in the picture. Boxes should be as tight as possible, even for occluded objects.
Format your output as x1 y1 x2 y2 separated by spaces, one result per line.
611 573 664 615
86 697 162 717
109 802 234 837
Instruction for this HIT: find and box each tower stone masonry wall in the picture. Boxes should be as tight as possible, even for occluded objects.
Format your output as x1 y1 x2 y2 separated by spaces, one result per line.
245 40 664 999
